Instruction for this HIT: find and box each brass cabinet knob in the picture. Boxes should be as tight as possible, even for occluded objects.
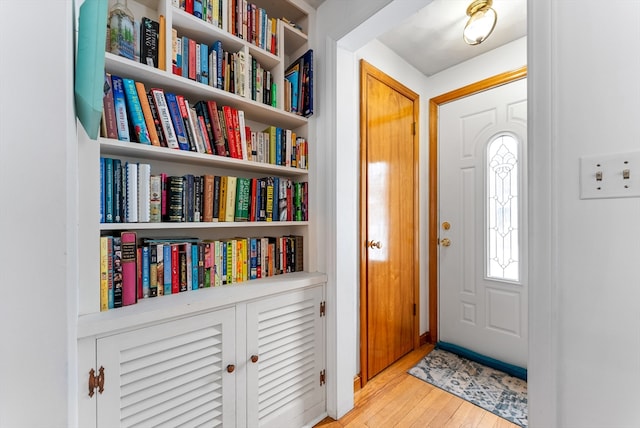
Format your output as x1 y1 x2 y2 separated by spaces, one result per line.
442 221 451 230
440 238 451 247
226 364 235 373
250 355 259 363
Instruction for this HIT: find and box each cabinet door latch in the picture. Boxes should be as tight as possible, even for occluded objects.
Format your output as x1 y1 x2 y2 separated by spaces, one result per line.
320 369 326 386
320 301 326 317
88 366 105 397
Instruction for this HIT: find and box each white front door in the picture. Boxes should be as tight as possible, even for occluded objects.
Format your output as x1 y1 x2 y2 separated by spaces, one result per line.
438 78 528 368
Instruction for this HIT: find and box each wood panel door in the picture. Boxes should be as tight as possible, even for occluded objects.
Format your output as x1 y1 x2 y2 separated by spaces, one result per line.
360 60 419 384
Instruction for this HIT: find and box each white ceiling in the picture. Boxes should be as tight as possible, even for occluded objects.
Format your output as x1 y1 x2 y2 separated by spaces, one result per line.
375 0 527 77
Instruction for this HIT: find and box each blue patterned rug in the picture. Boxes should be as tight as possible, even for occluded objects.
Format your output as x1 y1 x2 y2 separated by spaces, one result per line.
408 349 528 427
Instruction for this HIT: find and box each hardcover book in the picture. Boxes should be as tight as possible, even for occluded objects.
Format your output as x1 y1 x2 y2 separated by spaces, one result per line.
110 75 131 142
149 174 162 222
145 92 166 146
112 236 123 306
100 236 109 311
140 17 159 68
125 162 138 223
164 92 190 150
122 78 151 144
150 88 180 149
102 73 118 139
138 163 151 222
224 176 237 222
135 81 161 146
234 177 250 221
167 176 184 222
121 231 137 306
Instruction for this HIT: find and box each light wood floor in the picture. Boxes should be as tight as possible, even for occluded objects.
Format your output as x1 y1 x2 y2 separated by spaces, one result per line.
315 344 520 428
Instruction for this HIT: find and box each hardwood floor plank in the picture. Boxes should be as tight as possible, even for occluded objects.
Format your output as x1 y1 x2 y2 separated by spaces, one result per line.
315 344 522 428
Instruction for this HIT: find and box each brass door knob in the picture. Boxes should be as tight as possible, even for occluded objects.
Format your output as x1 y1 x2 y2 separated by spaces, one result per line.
366 240 382 249
440 238 451 247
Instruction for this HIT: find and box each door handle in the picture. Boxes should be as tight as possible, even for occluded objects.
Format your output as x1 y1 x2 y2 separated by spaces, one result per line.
440 238 451 247
366 240 382 249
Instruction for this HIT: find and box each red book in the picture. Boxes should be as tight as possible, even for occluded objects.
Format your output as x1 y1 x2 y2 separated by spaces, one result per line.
121 231 137 306
222 105 239 158
206 100 226 156
249 177 257 222
171 244 180 294
185 0 194 14
137 247 143 300
230 107 243 159
198 115 213 154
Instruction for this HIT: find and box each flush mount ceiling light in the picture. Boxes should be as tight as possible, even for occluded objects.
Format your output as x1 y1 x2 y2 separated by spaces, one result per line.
463 0 498 45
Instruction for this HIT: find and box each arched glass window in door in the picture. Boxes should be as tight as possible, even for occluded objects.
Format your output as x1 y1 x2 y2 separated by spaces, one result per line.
487 134 519 282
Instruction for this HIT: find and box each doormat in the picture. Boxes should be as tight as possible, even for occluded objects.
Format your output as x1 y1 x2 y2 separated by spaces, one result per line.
408 348 528 427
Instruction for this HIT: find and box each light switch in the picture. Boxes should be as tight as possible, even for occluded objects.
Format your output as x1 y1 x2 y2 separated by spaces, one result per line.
579 151 640 199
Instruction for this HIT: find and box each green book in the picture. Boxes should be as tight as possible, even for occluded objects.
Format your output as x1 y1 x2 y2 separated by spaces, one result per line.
234 177 251 221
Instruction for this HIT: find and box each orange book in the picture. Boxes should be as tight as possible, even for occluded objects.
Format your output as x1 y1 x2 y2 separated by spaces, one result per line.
135 81 161 146
158 15 166 71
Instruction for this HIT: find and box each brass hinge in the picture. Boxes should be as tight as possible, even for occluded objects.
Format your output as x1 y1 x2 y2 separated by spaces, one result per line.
320 301 326 317
88 366 105 398
320 369 326 386
413 303 416 316
412 122 416 135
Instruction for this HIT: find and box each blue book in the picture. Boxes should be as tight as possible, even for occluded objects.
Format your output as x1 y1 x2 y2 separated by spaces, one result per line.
192 243 199 290
163 244 172 295
142 246 150 297
272 176 279 221
275 127 283 166
301 49 314 117
284 69 299 113
110 75 130 141
104 157 114 223
100 157 105 223
164 92 190 151
122 78 151 144
193 0 203 19
221 241 227 284
212 41 223 89
250 238 257 280
200 43 209 85
182 36 189 78
113 158 122 223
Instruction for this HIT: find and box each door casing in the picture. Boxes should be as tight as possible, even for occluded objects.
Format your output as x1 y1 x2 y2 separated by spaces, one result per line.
428 66 528 344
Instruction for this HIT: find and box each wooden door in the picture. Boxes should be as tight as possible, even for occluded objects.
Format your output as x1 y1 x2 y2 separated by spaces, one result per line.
359 60 419 384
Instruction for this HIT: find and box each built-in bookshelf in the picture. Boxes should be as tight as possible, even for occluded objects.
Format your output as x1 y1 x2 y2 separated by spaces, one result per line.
79 0 317 318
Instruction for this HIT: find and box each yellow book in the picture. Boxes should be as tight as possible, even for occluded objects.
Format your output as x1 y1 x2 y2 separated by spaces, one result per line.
224 176 237 222
158 15 166 71
100 236 109 311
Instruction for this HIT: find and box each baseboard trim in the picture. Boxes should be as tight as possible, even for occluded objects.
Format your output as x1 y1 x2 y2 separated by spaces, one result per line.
354 374 362 392
420 332 431 346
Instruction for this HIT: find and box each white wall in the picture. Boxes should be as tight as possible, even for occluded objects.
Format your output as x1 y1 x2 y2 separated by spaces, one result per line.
0 1 76 427
531 1 640 426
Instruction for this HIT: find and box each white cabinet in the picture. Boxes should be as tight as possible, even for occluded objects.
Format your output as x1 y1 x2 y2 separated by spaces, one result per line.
244 285 325 427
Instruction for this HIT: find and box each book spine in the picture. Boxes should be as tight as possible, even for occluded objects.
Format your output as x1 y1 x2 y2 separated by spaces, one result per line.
203 174 214 222
193 175 202 222
138 163 151 223
184 174 195 222
125 162 139 223
100 236 109 311
113 159 123 223
150 88 180 149
141 245 150 298
149 243 158 297
146 92 166 147
149 174 162 222
213 175 221 220
135 81 161 146
164 92 190 150
188 38 197 81
250 237 257 279
121 231 137 306
159 14 166 70
113 236 123 306
192 243 199 290
195 101 214 153
225 176 237 222
171 244 180 293
222 106 238 158
179 244 188 292
163 244 172 295
110 75 130 142
186 100 206 153
156 243 164 296
206 100 226 156
104 158 114 223
176 95 197 151
122 78 151 144
168 176 185 222
140 17 159 68
100 158 105 223
218 175 227 221
237 109 248 160
200 42 209 85
234 177 250 221
102 73 118 139
198 242 205 288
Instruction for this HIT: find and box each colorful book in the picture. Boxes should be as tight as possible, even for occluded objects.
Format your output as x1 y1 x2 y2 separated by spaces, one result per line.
206 100 226 156
224 176 237 222
234 177 250 221
163 244 172 295
168 176 184 222
140 17 159 68
135 81 160 146
122 78 151 144
102 73 118 139
112 236 123 306
110 75 130 142
150 174 162 222
164 92 190 150
113 159 123 223
125 162 138 223
150 88 180 149
203 174 214 222
121 231 137 306
145 92 166 146
100 236 109 311
138 163 151 222
149 243 158 297
141 245 150 298
104 157 114 223
176 94 197 151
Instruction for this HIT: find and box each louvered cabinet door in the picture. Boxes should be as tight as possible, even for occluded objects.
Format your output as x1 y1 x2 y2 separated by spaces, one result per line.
245 286 326 428
96 307 236 428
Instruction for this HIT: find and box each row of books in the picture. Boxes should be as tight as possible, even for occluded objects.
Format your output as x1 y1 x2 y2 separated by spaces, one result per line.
173 0 280 55
101 73 309 168
284 49 313 117
107 8 166 70
171 35 275 107
100 157 309 224
100 232 303 311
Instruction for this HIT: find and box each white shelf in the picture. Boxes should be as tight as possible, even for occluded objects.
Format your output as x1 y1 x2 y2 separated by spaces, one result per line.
99 138 309 177
77 271 327 338
99 220 308 231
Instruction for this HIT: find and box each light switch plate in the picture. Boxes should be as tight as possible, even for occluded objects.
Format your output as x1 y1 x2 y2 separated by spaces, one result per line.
579 151 640 199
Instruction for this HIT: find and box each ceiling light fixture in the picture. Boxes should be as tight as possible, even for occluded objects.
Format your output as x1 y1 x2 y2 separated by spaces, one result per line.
463 0 498 45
